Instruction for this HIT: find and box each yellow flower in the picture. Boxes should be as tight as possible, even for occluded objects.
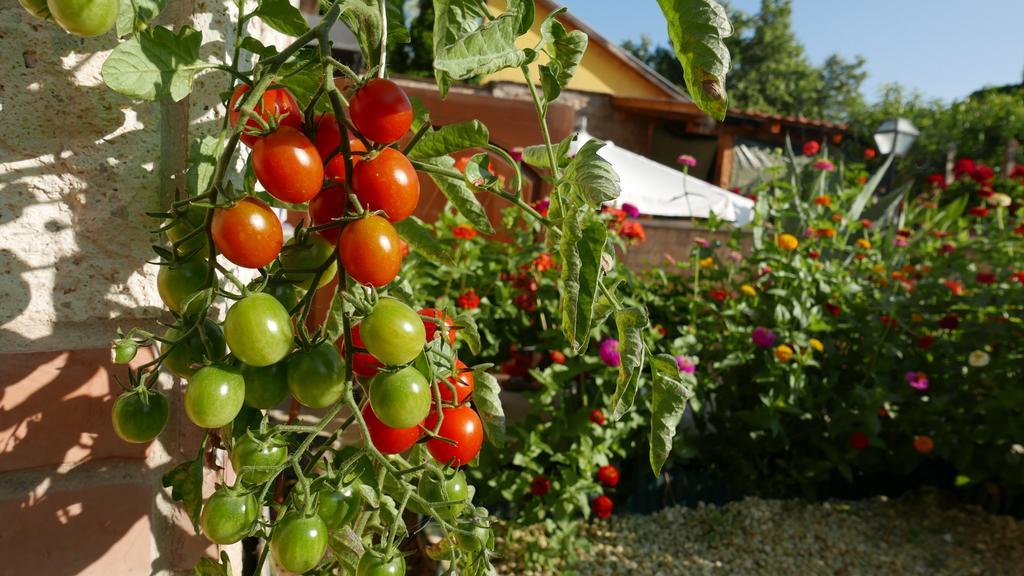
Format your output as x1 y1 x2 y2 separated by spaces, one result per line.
856 238 872 249
777 234 799 251
699 256 715 269
809 338 824 352
740 284 757 297
774 344 794 362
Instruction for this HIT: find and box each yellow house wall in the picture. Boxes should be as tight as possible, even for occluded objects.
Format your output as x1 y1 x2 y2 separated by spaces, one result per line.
484 0 670 99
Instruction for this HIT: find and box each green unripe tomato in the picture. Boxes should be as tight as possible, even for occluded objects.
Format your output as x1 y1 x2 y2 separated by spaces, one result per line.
110 338 138 365
230 433 288 485
184 365 245 428
157 257 208 315
19 0 52 20
369 366 430 429
264 280 301 310
360 298 425 366
281 234 338 290
271 512 328 574
200 489 258 545
240 362 290 409
356 554 406 576
287 342 346 409
165 205 209 257
416 471 468 520
161 319 226 378
47 0 117 36
224 293 294 367
111 388 168 443
317 482 361 530
457 523 491 553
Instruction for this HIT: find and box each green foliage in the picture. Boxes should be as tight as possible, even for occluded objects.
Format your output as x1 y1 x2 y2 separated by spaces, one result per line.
101 25 211 101
655 0 733 120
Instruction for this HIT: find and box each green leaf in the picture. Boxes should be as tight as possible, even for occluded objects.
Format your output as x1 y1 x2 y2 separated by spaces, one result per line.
521 134 575 171
432 0 535 98
254 0 308 36
656 0 733 121
610 307 649 420
116 0 166 37
566 140 621 206
463 153 503 192
188 133 223 196
420 156 494 234
454 312 481 355
162 456 204 532
407 120 490 161
339 0 409 69
537 11 587 103
473 370 506 448
592 280 621 327
102 25 212 102
649 354 695 476
240 36 277 58
194 552 232 576
846 153 895 225
394 216 455 266
410 97 431 133
275 46 323 109
559 208 607 353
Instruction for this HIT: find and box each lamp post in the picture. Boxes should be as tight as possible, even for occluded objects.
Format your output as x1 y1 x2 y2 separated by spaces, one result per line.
873 118 919 193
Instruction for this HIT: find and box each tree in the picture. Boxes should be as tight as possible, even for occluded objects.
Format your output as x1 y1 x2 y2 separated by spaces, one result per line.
622 34 684 87
389 0 434 77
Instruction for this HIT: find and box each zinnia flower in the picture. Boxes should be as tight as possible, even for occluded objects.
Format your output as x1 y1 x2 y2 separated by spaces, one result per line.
954 159 976 178
510 146 524 162
850 432 870 451
988 193 1012 207
976 272 996 285
591 495 614 519
694 237 710 248
813 160 835 172
777 234 799 251
927 173 947 189
452 223 478 240
597 465 620 488
533 253 555 272
864 148 877 160
699 256 715 268
802 141 821 156
814 195 832 207
457 288 480 309
589 409 605 425
774 344 794 362
968 350 990 367
752 326 776 348
599 338 620 367
906 371 929 391
619 221 646 243
740 284 757 297
914 435 935 454
968 206 990 217
549 350 566 364
856 238 872 249
675 355 696 374
944 280 964 296
676 154 697 167
894 237 909 247
532 198 550 217
808 338 824 352
621 202 640 218
916 335 935 349
530 475 551 496
939 314 959 330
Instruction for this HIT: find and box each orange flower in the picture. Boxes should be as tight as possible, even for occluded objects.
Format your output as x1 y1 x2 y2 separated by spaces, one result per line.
533 253 555 272
774 344 794 363
856 238 872 250
777 234 799 251
814 195 832 207
452 224 478 240
619 221 646 243
944 280 964 296
913 435 935 454
815 228 836 238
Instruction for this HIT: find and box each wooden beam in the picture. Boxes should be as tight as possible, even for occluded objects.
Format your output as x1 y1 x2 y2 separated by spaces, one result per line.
715 132 735 189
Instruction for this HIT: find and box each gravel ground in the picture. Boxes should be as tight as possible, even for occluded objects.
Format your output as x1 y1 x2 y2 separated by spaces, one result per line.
496 493 1024 575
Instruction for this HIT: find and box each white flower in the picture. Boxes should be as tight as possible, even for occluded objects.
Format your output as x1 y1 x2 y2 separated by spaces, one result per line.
968 350 991 368
987 192 1012 207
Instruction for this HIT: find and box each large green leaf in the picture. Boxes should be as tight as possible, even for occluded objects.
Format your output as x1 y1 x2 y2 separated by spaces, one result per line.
116 0 166 37
187 133 223 197
162 456 204 532
407 120 490 161
473 370 506 448
521 134 575 171
610 307 649 420
338 0 410 68
537 9 587 104
454 312 481 355
432 0 535 97
656 0 732 121
194 552 232 576
394 216 454 266
559 208 607 353
420 156 495 234
254 0 309 36
649 354 695 476
846 153 895 225
102 25 212 101
566 140 621 206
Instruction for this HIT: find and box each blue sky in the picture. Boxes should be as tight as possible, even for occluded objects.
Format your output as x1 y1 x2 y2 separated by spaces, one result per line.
557 0 1024 103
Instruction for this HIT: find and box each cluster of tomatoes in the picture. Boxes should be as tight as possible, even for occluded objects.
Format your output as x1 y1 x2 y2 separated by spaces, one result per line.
111 77 489 574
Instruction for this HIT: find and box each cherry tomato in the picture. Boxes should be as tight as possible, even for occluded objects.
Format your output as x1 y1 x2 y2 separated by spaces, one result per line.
161 319 226 378
439 360 474 405
19 0 51 21
201 488 258 545
287 342 346 408
271 512 328 574
420 308 456 344
309 183 347 245
351 351 382 379
47 0 117 36
157 257 207 315
231 433 288 484
424 405 483 467
263 280 301 311
252 127 324 204
224 293 294 367
361 403 421 455
281 234 338 290
457 522 491 553
165 204 209 256
340 215 402 287
360 298 425 365
454 154 494 175
369 367 431 429
348 78 413 145
212 197 283 269
228 84 303 148
313 114 368 182
351 323 366 349
240 362 289 409
417 470 468 520
356 554 406 576
184 365 245 429
351 148 419 222
111 388 168 443
317 482 361 530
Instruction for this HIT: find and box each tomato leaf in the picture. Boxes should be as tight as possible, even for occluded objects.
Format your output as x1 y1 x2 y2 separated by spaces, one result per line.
240 36 277 58
610 307 649 420
454 312 481 355
162 456 204 532
559 208 607 354
463 153 503 193
649 354 695 476
188 133 223 196
394 216 455 267
115 0 166 38
565 140 620 207
473 370 506 448
537 10 587 104
656 0 733 121
338 0 409 68
410 96 431 133
420 156 495 234
254 0 308 36
194 551 232 576
522 134 575 172
275 47 323 111
407 120 490 161
102 25 212 102
432 0 535 98
592 280 621 328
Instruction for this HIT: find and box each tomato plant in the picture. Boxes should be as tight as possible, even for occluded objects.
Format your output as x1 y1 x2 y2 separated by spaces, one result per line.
160 319 225 378
211 197 283 269
425 405 484 467
271 512 328 574
369 366 431 429
156 257 207 315
281 233 338 289
287 342 346 409
316 482 361 530
228 84 303 148
348 78 413 145
340 214 402 287
231 432 288 484
417 470 468 520
200 488 258 545
184 365 245 428
111 387 168 443
313 113 367 182
420 308 456 345
356 554 406 576
360 297 425 366
252 126 324 204
309 182 347 245
47 0 116 36
351 148 420 223
224 293 294 367
361 403 421 455
239 362 289 409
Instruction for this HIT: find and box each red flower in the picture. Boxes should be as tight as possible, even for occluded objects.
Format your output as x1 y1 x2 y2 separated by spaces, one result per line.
619 220 646 243
814 195 832 206
943 280 964 296
860 219 874 228
1012 166 1024 180
878 407 889 418
591 495 614 519
654 324 668 337
939 314 960 330
549 350 566 364
978 185 994 199
850 432 870 451
815 227 836 238
457 288 481 309
1014 224 1024 235
931 230 951 238
971 164 994 183
825 303 841 317
802 140 821 157
533 253 555 272
452 223 477 240
864 148 877 160
400 239 410 258
896 229 912 238
707 288 728 302
939 243 956 255
1013 271 1024 283
530 475 551 497
589 409 605 426
881 315 899 328
927 173 947 189
808 250 820 260
916 335 935 349
604 207 628 224
513 292 537 312
969 206 990 217
976 272 996 285
597 465 620 488
954 159 976 178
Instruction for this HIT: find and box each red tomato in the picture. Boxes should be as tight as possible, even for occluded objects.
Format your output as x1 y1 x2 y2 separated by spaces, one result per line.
424 405 483 467
350 323 365 349
228 85 304 148
362 404 421 455
309 183 346 245
212 197 283 268
339 214 402 287
252 127 324 204
348 78 413 144
453 154 495 174
439 360 474 405
312 114 367 183
351 148 419 222
420 308 456 344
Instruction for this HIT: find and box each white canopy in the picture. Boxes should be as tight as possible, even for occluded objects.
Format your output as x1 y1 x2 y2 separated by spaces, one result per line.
571 132 755 225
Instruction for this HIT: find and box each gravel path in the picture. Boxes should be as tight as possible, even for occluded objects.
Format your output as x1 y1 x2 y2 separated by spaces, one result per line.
496 494 1024 575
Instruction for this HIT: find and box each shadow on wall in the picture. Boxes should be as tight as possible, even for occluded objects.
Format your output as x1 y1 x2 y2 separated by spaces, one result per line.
0 10 223 574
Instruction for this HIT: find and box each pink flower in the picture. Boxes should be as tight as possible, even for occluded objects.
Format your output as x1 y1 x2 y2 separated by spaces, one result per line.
621 203 640 218
752 326 776 348
676 154 697 167
894 237 909 247
906 371 929 391
510 146 523 162
813 160 835 172
599 338 620 367
675 355 696 374
694 237 710 248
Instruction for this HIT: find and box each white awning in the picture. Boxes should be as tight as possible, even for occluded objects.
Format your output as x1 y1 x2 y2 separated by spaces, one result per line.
571 132 755 225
